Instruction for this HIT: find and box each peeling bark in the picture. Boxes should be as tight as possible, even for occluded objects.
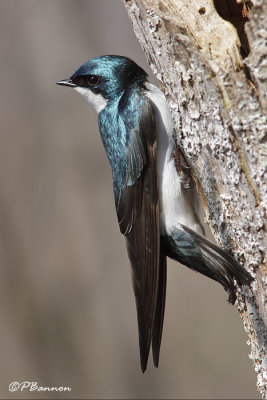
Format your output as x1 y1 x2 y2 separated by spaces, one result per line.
124 0 266 396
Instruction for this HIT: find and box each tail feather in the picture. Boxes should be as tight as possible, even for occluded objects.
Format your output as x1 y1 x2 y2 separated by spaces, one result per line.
161 225 253 304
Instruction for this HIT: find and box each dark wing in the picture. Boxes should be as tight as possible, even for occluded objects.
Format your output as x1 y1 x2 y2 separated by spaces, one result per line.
114 90 165 371
152 253 166 367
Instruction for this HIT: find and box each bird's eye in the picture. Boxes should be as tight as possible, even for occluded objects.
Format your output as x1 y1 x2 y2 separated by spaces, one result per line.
87 75 100 86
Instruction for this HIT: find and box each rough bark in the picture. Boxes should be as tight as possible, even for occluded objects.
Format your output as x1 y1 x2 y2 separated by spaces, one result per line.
124 0 266 396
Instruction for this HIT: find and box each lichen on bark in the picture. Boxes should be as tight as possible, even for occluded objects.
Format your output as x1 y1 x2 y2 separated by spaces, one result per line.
124 0 267 396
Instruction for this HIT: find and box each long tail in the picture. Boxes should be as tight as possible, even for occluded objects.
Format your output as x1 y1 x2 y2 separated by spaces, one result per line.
161 225 253 304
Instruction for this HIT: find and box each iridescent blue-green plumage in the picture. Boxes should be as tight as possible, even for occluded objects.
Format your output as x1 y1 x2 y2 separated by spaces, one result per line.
71 55 147 99
98 87 147 221
57 55 253 373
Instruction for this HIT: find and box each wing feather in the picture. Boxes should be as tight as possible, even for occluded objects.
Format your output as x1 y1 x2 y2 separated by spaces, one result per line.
114 90 164 371
152 253 167 367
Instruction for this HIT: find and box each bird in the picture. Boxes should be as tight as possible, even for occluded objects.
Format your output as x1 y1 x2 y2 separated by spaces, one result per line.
57 55 253 372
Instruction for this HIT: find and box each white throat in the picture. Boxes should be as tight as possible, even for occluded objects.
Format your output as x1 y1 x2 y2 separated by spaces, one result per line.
74 86 107 113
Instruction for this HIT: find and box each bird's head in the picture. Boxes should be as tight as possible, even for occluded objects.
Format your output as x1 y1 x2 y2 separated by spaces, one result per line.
57 55 148 113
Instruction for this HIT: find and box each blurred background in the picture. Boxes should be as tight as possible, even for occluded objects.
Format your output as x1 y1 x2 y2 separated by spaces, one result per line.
0 1 258 398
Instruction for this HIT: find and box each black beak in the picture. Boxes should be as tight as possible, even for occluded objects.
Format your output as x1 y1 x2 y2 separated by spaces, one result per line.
56 79 76 87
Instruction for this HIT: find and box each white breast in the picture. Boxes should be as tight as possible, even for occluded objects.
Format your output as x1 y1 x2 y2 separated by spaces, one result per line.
145 83 202 235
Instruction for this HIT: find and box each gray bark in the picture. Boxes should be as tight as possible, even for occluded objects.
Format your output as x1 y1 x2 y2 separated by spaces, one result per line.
124 0 267 396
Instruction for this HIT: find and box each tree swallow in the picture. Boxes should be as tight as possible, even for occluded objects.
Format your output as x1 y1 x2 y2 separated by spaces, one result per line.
57 55 252 372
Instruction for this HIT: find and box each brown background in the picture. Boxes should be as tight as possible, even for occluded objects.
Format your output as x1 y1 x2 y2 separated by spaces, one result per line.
0 0 258 398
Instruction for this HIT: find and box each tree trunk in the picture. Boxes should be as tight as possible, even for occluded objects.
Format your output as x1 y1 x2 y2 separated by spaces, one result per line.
123 0 266 396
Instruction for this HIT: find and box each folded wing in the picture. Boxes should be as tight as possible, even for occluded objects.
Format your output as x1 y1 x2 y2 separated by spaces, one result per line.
112 88 166 371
